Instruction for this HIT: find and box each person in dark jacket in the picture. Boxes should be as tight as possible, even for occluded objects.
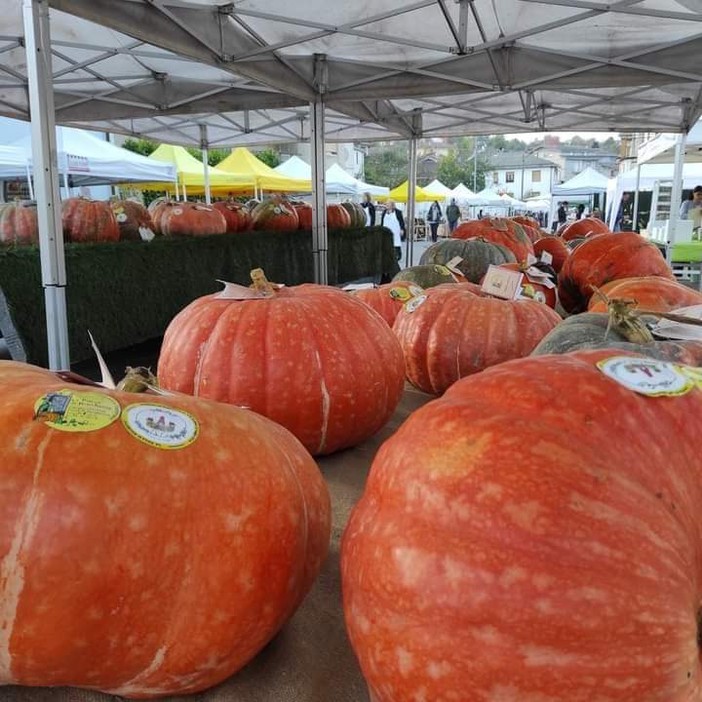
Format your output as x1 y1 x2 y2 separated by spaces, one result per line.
446 198 461 232
426 200 442 242
361 192 376 227
380 200 405 261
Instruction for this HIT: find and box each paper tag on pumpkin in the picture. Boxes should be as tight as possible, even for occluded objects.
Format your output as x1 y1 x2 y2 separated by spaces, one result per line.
343 283 376 291
651 305 702 341
597 356 701 397
522 266 556 289
481 265 523 300
539 250 553 266
139 226 155 242
34 390 121 432
405 294 427 312
122 403 199 449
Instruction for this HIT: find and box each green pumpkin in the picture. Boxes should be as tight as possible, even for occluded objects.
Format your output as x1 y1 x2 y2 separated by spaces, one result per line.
531 312 702 364
392 264 458 289
341 202 366 228
419 238 516 283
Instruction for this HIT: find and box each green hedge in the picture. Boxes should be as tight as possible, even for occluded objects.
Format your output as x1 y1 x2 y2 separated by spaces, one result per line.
0 226 399 367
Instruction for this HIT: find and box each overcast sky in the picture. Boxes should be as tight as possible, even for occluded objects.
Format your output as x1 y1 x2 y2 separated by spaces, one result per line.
504 131 620 143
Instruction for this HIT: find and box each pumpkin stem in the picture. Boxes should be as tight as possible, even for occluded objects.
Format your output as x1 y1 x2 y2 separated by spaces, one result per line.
117 366 159 394
250 268 276 297
592 287 655 345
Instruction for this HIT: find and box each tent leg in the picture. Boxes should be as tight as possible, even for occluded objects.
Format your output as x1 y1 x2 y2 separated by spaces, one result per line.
182 182 187 202
26 164 34 200
310 99 328 285
632 164 641 232
668 134 687 262
63 172 70 199
23 0 69 370
174 180 179 201
200 124 211 205
406 137 417 267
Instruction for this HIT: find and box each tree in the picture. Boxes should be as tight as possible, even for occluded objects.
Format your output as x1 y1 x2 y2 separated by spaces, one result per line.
256 148 281 169
364 143 409 187
123 138 157 157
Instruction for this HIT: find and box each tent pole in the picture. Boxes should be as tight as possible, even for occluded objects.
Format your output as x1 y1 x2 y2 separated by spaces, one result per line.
174 179 179 201
310 98 328 285
182 182 187 202
63 172 70 199
406 137 417 267
632 164 642 232
23 0 69 370
200 124 211 205
26 164 34 200
668 133 687 262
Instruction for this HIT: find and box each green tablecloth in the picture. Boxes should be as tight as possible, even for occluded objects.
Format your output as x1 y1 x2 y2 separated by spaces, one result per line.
671 241 702 263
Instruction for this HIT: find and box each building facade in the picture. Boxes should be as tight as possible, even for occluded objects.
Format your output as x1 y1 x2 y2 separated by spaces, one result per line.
485 151 559 199
533 136 619 180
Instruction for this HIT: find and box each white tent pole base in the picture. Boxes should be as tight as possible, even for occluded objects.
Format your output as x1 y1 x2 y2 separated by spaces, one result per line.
200 124 211 205
310 98 328 285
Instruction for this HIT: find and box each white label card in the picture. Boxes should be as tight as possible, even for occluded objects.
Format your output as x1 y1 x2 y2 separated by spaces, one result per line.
540 250 553 266
481 265 524 300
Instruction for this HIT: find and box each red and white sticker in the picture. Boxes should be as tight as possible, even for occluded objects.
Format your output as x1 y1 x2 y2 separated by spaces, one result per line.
597 356 700 397
122 403 199 449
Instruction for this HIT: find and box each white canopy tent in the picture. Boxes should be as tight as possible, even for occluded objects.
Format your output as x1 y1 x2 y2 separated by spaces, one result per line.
552 167 610 197
473 187 506 208
9 126 175 187
274 155 311 180
449 183 478 204
5 0 702 369
0 144 32 195
424 179 453 199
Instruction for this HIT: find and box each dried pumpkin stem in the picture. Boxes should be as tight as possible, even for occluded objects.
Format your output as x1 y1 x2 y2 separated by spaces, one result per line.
117 366 159 394
250 268 276 297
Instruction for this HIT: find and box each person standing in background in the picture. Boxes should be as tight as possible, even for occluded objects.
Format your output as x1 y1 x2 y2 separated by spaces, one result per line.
427 200 442 242
446 198 460 233
680 186 702 220
380 199 406 261
361 192 376 227
576 204 585 220
615 192 633 231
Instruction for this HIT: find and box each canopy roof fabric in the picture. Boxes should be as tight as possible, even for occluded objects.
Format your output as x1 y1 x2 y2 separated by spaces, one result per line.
147 143 247 191
473 187 507 207
424 179 453 198
450 183 478 202
637 119 702 165
1 1 702 146
384 181 440 203
274 155 311 180
9 127 174 185
0 144 29 179
217 147 310 192
552 166 610 196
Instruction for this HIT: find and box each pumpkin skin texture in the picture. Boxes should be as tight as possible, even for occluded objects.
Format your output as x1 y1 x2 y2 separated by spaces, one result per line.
341 201 366 228
292 202 313 230
327 204 352 229
212 201 252 233
61 198 119 243
588 276 702 314
110 200 155 242
533 235 569 274
353 282 425 326
0 361 330 699
561 216 610 242
341 349 702 702
392 264 458 289
558 232 674 314
251 199 299 231
158 285 405 455
157 202 227 237
453 218 534 263
531 312 702 365
0 201 38 245
419 238 516 283
392 286 560 394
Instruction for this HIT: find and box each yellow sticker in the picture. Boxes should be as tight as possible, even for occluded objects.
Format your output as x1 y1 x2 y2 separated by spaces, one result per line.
121 403 199 450
34 390 121 432
597 356 699 397
389 286 412 302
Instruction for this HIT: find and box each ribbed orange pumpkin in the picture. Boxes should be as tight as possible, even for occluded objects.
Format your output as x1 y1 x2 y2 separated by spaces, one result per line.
292 202 313 229
61 198 119 243
251 198 299 231
558 232 674 314
561 216 610 242
392 285 560 394
353 282 425 326
156 202 227 237
327 204 351 229
341 349 702 702
158 277 405 455
0 200 38 245
533 235 569 274
212 201 252 233
453 218 534 263
0 361 330 698
110 200 155 241
588 276 702 313
511 214 540 230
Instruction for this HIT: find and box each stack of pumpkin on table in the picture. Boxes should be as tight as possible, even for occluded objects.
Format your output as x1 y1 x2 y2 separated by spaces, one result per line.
2 212 702 701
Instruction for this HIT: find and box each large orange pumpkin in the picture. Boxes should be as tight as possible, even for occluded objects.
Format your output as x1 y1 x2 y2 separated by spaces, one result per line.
533 235 569 274
392 285 560 394
212 201 252 233
251 198 299 231
327 204 352 229
453 218 534 263
558 232 674 314
0 201 38 245
156 202 227 237
110 200 155 242
292 202 313 230
61 198 119 243
341 349 702 701
587 276 702 314
352 281 425 326
158 275 405 455
561 216 610 242
0 361 330 698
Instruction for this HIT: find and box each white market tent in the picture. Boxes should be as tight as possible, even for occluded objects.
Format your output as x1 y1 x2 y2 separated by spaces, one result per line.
4 0 702 369
425 179 453 199
0 144 31 186
552 167 610 197
9 126 175 186
275 156 311 180
473 187 506 207
450 183 477 203
637 120 702 166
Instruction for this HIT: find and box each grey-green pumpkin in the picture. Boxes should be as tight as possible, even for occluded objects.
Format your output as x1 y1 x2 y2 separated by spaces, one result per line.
419 238 516 283
392 264 458 289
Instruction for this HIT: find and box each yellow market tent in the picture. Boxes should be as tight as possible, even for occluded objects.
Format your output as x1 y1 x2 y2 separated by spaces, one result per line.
216 147 311 193
141 144 253 195
382 180 443 203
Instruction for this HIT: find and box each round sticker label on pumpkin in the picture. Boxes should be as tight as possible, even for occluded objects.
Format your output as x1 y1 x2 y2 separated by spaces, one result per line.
115 212 127 223
597 356 695 397
34 390 121 432
389 286 412 302
122 403 199 450
172 207 183 216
